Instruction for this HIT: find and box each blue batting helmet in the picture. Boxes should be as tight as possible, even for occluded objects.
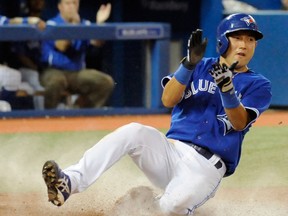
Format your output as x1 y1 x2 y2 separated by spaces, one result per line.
216 13 263 55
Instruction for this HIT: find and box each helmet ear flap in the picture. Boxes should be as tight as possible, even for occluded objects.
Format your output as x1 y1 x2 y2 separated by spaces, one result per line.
216 39 223 54
217 34 229 55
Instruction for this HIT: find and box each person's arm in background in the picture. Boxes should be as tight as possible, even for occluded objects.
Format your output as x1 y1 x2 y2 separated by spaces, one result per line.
90 3 111 47
18 55 38 70
0 14 45 30
9 17 46 30
8 16 45 70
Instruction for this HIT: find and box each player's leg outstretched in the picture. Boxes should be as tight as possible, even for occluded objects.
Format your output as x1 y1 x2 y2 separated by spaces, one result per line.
42 160 71 206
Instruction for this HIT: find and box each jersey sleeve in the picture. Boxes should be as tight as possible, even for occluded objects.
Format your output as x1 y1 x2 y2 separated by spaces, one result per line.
241 76 272 127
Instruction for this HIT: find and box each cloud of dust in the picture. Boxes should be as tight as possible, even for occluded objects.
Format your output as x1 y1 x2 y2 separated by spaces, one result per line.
107 186 164 216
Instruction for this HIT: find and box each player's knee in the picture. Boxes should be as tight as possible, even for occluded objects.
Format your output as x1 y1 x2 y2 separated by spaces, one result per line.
120 122 147 138
124 122 145 133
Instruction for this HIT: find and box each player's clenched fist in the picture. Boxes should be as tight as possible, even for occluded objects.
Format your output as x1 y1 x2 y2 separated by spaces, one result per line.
209 61 238 93
182 29 208 69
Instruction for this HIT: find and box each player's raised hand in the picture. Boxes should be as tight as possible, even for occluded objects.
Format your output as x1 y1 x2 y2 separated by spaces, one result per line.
182 29 208 70
209 61 238 93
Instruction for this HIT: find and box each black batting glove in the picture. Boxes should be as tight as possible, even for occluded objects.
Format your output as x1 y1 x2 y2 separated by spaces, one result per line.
181 29 208 70
209 61 238 93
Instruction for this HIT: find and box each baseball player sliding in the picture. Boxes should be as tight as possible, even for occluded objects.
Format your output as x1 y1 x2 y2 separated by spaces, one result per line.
42 13 272 215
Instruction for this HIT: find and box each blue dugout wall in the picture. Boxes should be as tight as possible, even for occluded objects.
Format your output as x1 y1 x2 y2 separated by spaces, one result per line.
0 0 201 118
247 11 288 107
0 23 171 117
200 0 288 107
0 0 287 119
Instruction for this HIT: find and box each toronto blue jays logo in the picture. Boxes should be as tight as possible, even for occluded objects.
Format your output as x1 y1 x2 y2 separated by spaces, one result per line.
240 16 255 26
217 114 233 135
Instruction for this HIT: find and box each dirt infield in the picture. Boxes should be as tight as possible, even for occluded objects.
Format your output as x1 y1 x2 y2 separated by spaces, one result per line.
0 109 288 216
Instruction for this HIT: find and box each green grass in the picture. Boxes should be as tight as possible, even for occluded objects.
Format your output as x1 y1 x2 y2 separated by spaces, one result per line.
0 126 287 192
223 126 288 188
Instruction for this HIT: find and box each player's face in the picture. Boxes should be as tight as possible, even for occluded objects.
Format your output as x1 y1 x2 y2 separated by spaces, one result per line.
224 31 257 72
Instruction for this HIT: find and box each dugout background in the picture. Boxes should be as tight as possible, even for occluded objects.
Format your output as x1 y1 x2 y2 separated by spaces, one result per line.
0 0 201 109
0 0 287 113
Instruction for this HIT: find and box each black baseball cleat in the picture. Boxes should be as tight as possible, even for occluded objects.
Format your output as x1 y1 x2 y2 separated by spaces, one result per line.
42 160 71 206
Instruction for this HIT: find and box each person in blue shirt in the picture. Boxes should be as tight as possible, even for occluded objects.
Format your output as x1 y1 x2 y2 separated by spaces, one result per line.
42 13 272 215
40 0 114 109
